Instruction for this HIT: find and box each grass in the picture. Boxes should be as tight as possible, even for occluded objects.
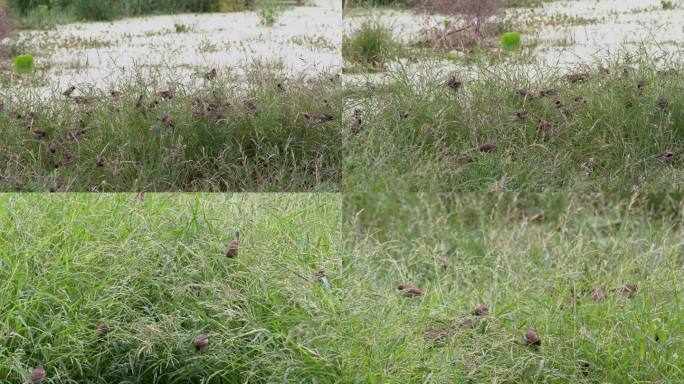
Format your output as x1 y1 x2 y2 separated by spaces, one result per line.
343 54 684 192
343 19 404 72
8 0 248 28
256 0 289 27
0 193 343 383
342 191 684 382
5 192 681 383
0 66 342 192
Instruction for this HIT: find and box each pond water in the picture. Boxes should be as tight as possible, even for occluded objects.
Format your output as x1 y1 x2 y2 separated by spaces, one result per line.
10 0 340 95
344 0 684 84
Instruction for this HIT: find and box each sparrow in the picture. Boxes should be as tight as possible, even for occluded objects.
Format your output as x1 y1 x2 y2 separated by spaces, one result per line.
161 114 176 128
96 323 109 336
445 77 463 90
554 98 563 108
656 151 674 162
539 89 559 97
26 363 45 383
458 319 475 331
190 284 202 296
524 329 541 346
313 269 328 284
564 72 588 83
225 230 240 258
516 110 530 120
194 334 209 351
578 360 590 376
618 283 637 297
62 85 76 97
538 118 555 132
478 143 496 153
424 327 451 342
657 96 668 110
305 112 334 124
398 284 423 297
158 89 175 101
590 286 605 301
205 68 217 81
243 99 257 111
473 304 489 316
351 117 363 134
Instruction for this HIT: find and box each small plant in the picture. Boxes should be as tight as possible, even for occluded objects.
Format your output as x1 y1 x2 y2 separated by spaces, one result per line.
14 54 34 75
342 20 401 71
174 23 190 33
661 0 675 10
501 31 522 51
257 0 282 26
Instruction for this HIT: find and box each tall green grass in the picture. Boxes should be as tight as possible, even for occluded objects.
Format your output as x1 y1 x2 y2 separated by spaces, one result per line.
0 66 342 192
9 0 249 26
342 20 403 72
341 191 684 382
344 55 684 192
0 193 342 383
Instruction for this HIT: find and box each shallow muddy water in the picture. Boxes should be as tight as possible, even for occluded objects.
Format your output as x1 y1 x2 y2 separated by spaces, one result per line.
344 0 684 84
10 0 340 95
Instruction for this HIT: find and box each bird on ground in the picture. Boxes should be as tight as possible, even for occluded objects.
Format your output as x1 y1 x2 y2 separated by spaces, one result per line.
473 304 489 316
656 151 674 162
225 230 240 258
195 334 209 351
26 363 45 384
524 329 541 346
398 284 423 297
62 86 76 97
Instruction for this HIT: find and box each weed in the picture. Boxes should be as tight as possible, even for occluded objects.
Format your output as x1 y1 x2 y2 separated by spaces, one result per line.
343 55 684 193
0 66 342 192
342 19 402 72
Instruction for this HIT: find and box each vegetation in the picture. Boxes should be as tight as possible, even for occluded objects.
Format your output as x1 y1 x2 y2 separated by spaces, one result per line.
0 67 342 192
7 0 250 27
342 20 403 72
344 55 684 192
343 191 684 382
0 193 343 383
344 0 561 8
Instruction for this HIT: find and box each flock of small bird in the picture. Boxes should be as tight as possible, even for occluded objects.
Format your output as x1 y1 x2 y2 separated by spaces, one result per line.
397 281 638 357
350 73 678 163
20 229 242 382
1 67 338 191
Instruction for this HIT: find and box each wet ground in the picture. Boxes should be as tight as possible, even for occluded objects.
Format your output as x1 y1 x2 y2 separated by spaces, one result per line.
344 0 684 83
8 0 340 94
